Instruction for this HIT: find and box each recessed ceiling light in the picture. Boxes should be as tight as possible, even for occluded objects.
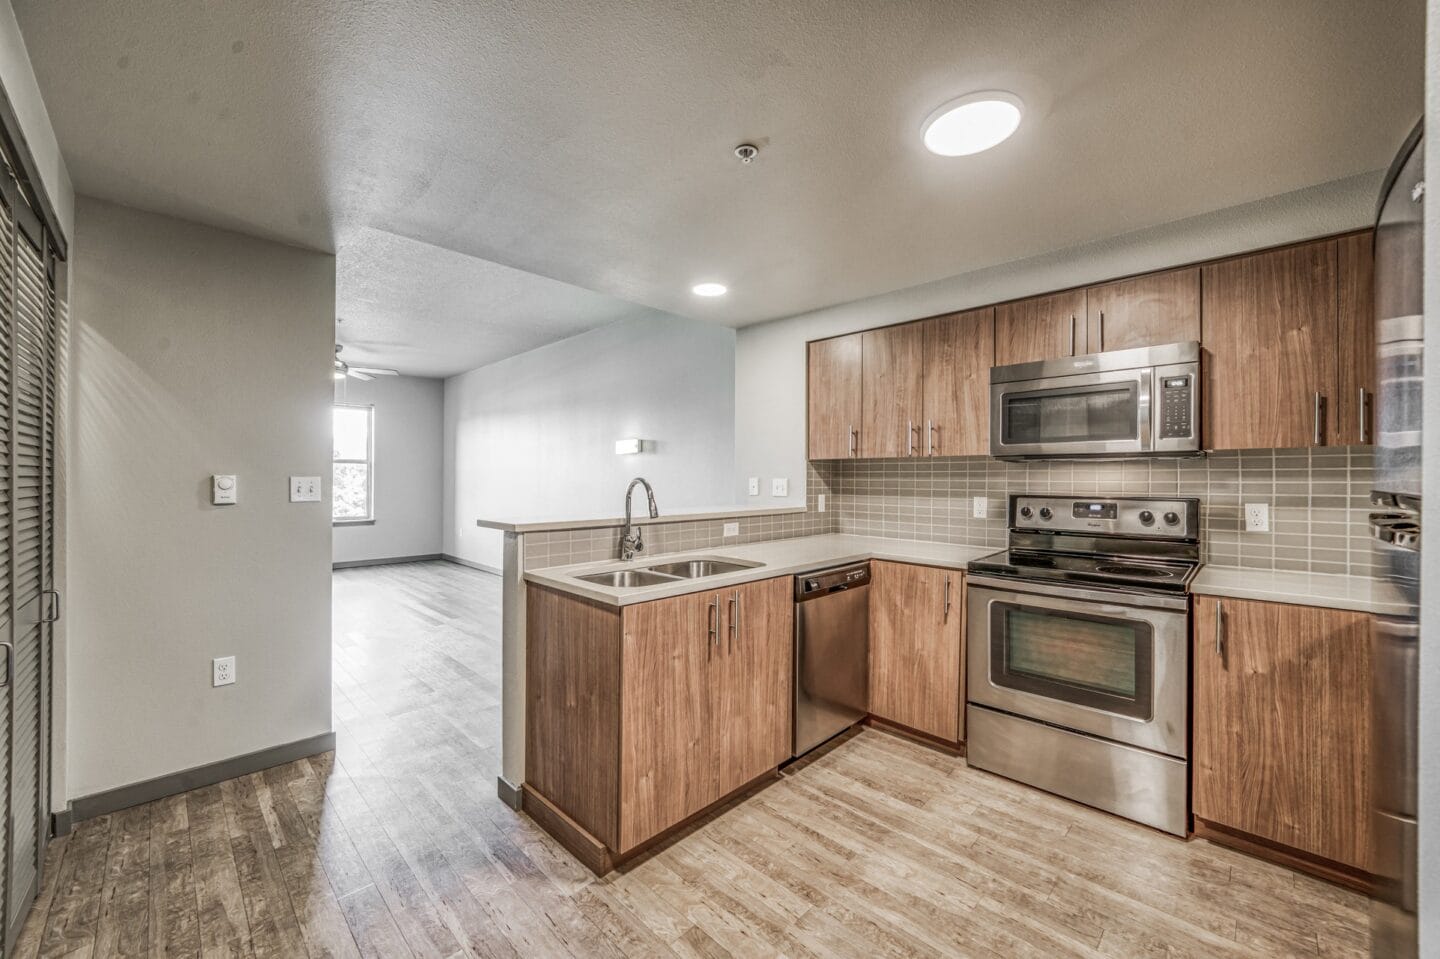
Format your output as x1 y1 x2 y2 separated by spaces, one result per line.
922 92 1023 157
692 282 728 297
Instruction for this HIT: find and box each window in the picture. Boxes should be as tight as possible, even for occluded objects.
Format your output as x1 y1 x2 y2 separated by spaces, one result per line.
333 404 373 522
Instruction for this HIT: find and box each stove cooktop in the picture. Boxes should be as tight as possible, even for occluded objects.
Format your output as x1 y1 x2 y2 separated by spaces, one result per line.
967 548 1199 593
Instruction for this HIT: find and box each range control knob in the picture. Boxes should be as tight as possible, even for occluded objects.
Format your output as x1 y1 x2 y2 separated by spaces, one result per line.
1164 511 1181 527
1019 506 1034 519
1038 507 1053 521
1138 510 1155 526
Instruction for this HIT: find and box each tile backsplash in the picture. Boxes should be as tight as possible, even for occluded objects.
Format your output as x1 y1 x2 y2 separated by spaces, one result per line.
523 450 1376 578
814 447 1376 577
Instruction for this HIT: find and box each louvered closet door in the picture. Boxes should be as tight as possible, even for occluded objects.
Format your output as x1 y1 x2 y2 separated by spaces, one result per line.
0 187 15 945
6 202 48 948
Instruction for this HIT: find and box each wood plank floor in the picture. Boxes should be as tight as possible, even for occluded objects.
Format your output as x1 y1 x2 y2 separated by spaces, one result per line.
18 560 1370 958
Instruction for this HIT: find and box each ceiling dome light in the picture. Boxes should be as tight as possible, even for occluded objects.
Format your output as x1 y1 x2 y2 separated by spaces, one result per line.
692 282 728 297
922 92 1023 157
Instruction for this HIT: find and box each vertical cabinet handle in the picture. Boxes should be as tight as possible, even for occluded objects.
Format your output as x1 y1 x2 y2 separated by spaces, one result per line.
926 419 935 456
707 599 718 656
1359 388 1370 444
943 577 952 622
1069 316 1077 356
728 591 738 652
1214 600 1224 657
906 420 916 457
1098 311 1105 352
1313 392 1326 446
848 425 857 457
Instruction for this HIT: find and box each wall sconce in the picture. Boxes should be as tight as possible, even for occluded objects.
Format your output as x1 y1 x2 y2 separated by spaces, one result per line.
615 438 650 455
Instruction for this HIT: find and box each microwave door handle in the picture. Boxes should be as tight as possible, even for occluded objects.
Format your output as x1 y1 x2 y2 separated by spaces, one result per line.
1138 370 1154 451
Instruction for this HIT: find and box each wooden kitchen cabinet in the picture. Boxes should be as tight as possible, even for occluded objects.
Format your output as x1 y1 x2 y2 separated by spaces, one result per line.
1085 267 1199 353
921 307 994 456
1202 238 1339 450
526 576 792 870
994 289 1088 366
807 334 863 459
860 322 925 457
1337 231 1377 446
869 561 964 743
1192 595 1372 874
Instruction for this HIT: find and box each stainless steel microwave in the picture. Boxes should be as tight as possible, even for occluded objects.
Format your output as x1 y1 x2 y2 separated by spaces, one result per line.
989 342 1201 460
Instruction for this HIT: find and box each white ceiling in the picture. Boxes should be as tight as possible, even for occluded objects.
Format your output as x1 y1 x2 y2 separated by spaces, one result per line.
13 0 1425 371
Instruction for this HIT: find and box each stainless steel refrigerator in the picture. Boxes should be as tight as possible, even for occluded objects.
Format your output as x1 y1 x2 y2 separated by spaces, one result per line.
1370 119 1423 959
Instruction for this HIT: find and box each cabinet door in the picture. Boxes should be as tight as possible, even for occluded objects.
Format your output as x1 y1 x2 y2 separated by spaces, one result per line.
1192 596 1371 870
1202 240 1338 450
710 578 793 798
619 590 718 851
994 289 1087 366
922 308 993 457
1337 231 1376 446
869 562 963 742
860 323 926 458
1086 267 1199 353
807 334 862 460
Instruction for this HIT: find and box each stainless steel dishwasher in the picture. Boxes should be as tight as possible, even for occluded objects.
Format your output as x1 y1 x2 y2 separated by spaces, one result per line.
793 563 870 757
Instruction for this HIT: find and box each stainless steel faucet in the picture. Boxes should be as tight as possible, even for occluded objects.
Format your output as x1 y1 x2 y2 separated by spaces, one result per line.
620 477 659 561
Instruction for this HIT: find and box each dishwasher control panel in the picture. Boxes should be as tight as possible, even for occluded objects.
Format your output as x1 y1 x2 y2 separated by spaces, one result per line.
795 563 871 600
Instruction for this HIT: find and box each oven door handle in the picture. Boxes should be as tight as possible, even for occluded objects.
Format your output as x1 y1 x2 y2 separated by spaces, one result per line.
964 573 1190 612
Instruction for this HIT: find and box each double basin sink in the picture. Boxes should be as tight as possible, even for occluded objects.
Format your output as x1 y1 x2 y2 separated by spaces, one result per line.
577 558 763 588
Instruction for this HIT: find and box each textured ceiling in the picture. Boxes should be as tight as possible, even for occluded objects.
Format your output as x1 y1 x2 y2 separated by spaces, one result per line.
13 0 1426 360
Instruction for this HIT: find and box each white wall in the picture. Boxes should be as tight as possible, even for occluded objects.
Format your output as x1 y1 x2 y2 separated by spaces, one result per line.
735 172 1384 507
444 312 737 571
68 197 334 799
333 374 443 565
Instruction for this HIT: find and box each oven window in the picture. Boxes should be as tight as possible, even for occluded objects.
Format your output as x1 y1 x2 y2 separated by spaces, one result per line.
990 604 1154 720
1002 383 1139 445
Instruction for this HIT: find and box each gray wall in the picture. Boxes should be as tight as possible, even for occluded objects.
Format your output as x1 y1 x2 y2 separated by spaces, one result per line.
333 374 443 565
68 197 334 799
735 172 1383 508
443 312 737 571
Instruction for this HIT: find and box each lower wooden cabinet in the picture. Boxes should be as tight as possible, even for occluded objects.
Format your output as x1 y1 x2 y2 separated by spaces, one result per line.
869 561 964 742
527 576 792 866
1192 595 1372 873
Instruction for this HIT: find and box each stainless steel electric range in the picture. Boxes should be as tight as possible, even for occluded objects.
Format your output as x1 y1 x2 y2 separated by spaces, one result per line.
965 494 1201 836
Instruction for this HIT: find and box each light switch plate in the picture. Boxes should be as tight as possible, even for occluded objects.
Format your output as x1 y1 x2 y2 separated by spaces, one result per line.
771 477 788 497
972 496 988 519
1244 503 1270 532
722 522 740 538
212 474 237 505
747 477 759 496
289 476 322 503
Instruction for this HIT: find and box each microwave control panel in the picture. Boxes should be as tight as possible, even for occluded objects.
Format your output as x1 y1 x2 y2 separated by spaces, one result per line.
1158 374 1194 439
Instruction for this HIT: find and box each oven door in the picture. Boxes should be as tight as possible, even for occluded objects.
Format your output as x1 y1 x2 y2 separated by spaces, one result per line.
966 575 1188 757
990 368 1151 458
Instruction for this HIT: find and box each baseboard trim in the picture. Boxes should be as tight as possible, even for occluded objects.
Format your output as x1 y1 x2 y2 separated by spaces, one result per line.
69 731 337 824
496 775 523 810
865 715 965 756
1192 816 1377 895
442 554 502 576
51 807 72 838
333 554 442 570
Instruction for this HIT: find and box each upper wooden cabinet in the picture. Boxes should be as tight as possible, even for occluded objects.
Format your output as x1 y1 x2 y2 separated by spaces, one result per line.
1337 232 1376 446
1192 595 1372 873
807 334 862 460
1085 267 1200 353
869 561 964 743
921 308 994 457
1202 239 1339 450
860 323 925 457
994 289 1088 366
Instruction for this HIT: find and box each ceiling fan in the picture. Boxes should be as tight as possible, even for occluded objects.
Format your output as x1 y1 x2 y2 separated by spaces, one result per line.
334 345 398 381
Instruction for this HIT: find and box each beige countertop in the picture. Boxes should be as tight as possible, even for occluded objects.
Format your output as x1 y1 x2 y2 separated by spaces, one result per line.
477 503 808 533
524 533 996 606
1190 566 1407 616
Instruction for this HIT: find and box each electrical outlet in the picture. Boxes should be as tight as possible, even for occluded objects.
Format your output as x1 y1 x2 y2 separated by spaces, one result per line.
1244 503 1270 533
973 496 988 519
817 494 826 513
722 522 740 538
747 477 759 496
289 475 322 503
212 656 236 687
771 477 788 497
